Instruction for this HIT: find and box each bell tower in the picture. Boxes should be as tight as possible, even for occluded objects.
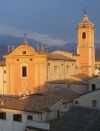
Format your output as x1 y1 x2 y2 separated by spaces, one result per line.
77 14 95 76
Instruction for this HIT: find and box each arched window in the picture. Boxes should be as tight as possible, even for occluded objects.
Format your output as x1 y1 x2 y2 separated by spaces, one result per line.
82 32 86 39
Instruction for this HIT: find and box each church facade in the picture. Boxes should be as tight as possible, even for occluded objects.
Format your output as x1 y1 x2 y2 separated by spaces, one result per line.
0 43 47 95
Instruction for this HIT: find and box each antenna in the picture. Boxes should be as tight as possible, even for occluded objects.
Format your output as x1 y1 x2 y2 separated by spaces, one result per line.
41 43 47 52
41 44 44 52
23 33 28 43
83 8 87 16
11 45 15 51
43 43 48 52
36 42 41 51
8 45 11 52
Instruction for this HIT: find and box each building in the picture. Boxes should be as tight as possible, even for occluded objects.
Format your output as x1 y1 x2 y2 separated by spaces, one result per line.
45 79 88 94
0 90 79 131
73 89 100 109
47 52 79 81
0 14 99 96
0 42 47 95
50 106 100 131
0 42 81 96
72 77 100 109
0 13 99 131
88 77 100 91
77 15 95 76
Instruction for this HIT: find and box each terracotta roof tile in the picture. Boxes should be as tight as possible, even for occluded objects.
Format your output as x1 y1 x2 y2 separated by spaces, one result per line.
0 90 79 112
47 53 76 61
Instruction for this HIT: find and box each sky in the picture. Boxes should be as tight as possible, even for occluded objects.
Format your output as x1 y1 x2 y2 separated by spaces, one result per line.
0 0 99 45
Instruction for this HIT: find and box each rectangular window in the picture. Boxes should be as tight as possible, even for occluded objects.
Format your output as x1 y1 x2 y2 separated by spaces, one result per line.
91 84 96 91
22 66 27 77
13 114 22 122
75 100 79 104
92 100 97 108
0 112 6 120
27 115 33 120
54 66 57 72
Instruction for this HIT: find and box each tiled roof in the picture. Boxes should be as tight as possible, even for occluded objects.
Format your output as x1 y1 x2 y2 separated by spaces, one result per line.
47 53 76 61
47 79 87 85
72 73 92 81
45 90 79 103
0 90 79 112
0 94 60 112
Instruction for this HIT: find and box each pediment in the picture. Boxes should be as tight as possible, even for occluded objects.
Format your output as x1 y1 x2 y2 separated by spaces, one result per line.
4 42 36 58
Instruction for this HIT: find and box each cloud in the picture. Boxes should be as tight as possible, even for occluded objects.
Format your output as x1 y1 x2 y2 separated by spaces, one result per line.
0 24 66 46
26 32 66 46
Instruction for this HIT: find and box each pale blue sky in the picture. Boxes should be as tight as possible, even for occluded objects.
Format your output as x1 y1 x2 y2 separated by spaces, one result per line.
0 0 99 43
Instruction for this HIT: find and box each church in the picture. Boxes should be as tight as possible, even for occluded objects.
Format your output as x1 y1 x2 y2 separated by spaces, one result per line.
0 14 99 96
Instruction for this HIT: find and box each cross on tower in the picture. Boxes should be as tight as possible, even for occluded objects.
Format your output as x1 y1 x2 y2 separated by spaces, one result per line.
83 8 87 16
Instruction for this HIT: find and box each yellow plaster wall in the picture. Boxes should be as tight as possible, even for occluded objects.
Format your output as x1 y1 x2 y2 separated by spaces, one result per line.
77 15 95 76
4 43 47 95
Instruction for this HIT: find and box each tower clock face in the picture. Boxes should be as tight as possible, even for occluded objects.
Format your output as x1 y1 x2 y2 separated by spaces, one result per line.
82 32 86 39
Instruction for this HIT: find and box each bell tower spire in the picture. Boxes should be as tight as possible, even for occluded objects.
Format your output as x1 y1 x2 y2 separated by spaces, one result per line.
77 15 95 76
